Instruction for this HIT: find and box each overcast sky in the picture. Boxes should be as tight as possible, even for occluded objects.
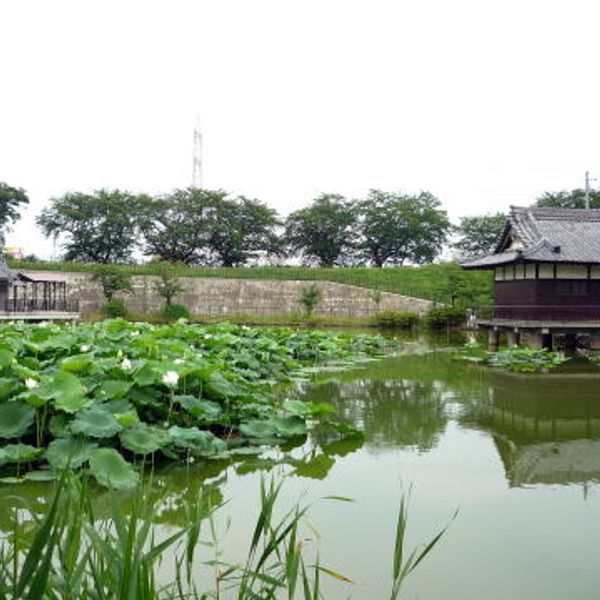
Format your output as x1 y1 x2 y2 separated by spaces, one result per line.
2 0 599 258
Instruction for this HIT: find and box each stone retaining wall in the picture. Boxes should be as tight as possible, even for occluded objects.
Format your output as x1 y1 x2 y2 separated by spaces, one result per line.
22 270 434 318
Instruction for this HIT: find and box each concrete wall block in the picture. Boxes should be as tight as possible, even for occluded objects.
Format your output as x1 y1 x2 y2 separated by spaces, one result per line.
22 270 435 319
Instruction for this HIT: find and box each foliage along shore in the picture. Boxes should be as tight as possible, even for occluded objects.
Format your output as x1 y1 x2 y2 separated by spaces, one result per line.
0 319 397 489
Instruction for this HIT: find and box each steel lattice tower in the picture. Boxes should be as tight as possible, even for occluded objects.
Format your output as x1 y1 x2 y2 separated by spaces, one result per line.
192 123 203 188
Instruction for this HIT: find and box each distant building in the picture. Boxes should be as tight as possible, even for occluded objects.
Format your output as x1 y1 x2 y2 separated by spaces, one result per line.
0 257 78 321
461 206 600 349
4 247 24 260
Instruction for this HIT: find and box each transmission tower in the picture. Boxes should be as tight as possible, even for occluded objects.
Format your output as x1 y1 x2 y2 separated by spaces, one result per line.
192 123 203 188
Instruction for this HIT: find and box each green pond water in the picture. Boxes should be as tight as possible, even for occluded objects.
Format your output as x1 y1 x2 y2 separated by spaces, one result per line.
4 339 600 598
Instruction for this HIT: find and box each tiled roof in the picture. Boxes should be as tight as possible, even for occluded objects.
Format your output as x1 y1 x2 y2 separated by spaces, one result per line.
462 206 600 268
0 257 16 282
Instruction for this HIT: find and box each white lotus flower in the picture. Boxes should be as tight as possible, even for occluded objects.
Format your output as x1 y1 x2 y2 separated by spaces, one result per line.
130 330 140 337
174 358 185 365
121 358 133 371
80 344 91 353
162 371 179 387
204 334 213 340
25 378 39 390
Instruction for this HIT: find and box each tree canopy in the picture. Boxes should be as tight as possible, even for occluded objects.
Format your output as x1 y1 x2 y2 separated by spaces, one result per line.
36 189 143 263
0 182 29 246
138 188 279 266
535 188 600 209
207 196 280 266
137 188 223 265
452 213 505 257
284 194 357 267
356 190 450 267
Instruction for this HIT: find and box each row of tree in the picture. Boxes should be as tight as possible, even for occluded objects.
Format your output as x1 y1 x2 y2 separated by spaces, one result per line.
34 188 451 267
1 182 598 267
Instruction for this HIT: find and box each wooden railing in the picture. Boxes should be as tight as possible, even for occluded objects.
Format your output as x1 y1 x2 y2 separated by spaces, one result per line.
3 299 80 313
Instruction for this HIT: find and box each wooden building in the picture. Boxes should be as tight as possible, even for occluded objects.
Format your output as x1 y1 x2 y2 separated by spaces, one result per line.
0 258 78 321
462 207 600 349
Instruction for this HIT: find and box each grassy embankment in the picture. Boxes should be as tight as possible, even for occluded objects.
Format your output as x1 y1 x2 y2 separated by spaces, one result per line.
10 260 493 302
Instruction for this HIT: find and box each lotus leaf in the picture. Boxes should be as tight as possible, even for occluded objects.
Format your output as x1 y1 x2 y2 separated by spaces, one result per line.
114 410 140 427
45 438 99 469
37 371 90 414
119 424 170 454
48 413 71 438
133 362 159 387
273 416 307 437
0 444 43 464
0 402 35 438
60 354 94 373
168 426 227 455
176 395 222 419
24 470 57 482
89 448 139 490
239 420 279 439
0 349 15 368
96 380 132 399
71 406 123 438
205 372 241 399
282 399 311 416
0 378 18 401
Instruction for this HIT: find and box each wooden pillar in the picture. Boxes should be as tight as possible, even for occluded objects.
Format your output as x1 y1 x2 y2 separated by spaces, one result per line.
506 330 519 347
590 332 600 351
521 330 544 349
488 329 499 350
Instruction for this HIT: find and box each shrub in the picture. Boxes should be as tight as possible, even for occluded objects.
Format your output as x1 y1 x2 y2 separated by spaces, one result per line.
372 310 419 329
425 306 466 329
102 298 128 318
300 284 321 318
160 303 190 320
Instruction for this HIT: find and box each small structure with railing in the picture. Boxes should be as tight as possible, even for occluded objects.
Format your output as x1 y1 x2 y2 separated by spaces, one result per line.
462 207 600 349
0 259 79 321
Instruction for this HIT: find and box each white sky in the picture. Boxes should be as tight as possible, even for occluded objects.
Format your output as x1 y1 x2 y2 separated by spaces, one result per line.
2 0 600 259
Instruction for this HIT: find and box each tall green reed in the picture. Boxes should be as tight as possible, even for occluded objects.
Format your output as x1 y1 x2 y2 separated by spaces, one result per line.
0 473 454 599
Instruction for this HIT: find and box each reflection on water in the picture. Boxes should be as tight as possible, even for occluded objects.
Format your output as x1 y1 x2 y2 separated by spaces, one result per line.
4 346 600 598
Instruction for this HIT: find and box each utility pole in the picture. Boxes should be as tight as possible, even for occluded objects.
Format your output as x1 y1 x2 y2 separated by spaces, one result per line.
585 171 591 209
192 121 203 189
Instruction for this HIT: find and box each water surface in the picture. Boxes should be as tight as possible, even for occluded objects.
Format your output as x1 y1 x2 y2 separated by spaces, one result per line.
5 346 600 598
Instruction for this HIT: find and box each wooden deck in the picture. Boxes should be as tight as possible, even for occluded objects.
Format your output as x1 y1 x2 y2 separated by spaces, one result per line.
0 311 80 322
477 318 600 332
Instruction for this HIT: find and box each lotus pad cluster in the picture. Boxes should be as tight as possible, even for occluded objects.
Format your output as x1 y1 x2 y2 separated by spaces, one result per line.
0 319 394 488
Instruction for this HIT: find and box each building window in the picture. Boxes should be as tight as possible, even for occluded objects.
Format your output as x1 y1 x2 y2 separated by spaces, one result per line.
557 280 588 295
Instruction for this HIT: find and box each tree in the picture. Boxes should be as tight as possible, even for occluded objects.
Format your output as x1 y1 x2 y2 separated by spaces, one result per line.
284 194 358 267
535 188 600 209
453 213 505 257
91 266 133 301
0 182 29 247
207 196 281 266
139 189 280 267
154 265 185 306
36 189 142 263
356 190 450 267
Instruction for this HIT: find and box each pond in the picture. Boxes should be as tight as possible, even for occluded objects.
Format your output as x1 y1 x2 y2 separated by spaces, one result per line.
4 338 600 599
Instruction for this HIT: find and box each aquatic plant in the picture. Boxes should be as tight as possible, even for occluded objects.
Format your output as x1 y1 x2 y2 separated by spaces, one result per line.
0 473 452 599
455 343 568 373
0 319 395 487
487 347 568 373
